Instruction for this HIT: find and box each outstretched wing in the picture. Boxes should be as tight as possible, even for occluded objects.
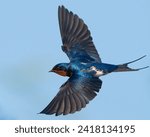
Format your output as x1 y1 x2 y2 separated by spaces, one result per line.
58 5 101 63
40 75 102 116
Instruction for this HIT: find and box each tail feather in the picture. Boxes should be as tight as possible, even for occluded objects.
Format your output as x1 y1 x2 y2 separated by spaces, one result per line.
114 55 149 72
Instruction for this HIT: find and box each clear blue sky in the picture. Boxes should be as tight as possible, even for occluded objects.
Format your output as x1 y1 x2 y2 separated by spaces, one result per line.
0 0 149 120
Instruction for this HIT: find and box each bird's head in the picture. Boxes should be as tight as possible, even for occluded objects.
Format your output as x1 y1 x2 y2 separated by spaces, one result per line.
49 63 70 76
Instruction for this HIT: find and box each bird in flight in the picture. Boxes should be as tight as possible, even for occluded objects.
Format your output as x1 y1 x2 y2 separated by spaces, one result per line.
40 5 149 116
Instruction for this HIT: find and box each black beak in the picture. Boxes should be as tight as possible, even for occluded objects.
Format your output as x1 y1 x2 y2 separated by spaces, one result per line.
48 69 53 72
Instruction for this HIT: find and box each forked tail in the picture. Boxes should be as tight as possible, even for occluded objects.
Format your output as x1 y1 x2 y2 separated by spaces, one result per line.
114 55 149 72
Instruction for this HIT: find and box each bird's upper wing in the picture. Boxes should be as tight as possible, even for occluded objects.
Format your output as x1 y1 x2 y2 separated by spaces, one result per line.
58 6 101 63
40 74 102 116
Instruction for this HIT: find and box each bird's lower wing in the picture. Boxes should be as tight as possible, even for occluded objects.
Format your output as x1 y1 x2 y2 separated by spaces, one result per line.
40 75 102 116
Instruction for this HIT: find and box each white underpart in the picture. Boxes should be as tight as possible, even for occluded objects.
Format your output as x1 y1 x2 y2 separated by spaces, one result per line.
90 66 104 77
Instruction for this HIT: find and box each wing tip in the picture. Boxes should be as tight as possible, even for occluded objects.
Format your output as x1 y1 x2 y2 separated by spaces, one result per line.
58 5 66 11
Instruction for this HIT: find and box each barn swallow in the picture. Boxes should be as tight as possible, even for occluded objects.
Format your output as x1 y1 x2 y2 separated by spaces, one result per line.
40 6 149 116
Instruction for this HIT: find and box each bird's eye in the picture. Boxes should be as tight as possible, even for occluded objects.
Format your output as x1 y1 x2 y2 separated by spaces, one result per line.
57 66 63 70
56 67 60 70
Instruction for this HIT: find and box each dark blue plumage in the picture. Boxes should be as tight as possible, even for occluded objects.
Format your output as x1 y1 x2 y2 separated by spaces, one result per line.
40 6 149 116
